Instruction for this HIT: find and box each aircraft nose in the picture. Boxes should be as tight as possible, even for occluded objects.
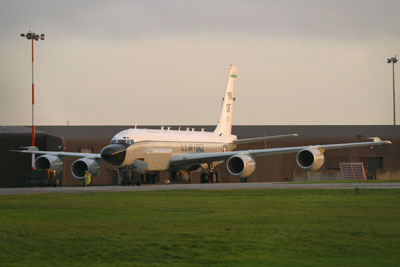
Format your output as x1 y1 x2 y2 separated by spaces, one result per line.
100 144 127 166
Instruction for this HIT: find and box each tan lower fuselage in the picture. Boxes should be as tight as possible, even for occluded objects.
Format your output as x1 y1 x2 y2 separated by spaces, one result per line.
121 140 237 171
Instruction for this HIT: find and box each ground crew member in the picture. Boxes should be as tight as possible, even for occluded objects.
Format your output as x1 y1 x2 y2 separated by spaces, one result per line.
84 170 91 186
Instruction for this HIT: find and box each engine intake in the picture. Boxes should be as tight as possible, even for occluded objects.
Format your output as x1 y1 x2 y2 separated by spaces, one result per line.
296 147 325 171
227 154 256 178
35 155 63 175
71 158 101 180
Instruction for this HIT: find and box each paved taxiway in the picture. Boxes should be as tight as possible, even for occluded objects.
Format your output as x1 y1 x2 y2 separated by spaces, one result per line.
1 182 400 195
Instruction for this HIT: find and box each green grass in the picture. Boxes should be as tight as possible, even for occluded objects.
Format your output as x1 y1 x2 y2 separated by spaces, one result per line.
290 179 400 184
1 189 400 266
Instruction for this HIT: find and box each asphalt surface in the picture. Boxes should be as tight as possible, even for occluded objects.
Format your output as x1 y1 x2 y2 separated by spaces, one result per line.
1 182 400 195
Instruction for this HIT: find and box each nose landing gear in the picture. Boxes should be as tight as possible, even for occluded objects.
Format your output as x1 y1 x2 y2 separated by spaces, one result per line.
117 167 143 186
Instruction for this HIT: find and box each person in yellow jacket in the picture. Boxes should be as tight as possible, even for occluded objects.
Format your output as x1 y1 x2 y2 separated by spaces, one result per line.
84 170 92 186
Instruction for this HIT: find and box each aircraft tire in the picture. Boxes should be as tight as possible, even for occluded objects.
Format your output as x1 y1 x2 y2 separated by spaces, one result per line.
211 172 217 183
200 173 208 183
216 172 221 183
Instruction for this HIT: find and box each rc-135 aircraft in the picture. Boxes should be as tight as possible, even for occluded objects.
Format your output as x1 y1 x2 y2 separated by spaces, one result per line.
17 65 391 184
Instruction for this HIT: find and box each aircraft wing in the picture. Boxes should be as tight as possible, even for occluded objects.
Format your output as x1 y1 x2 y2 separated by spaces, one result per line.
233 134 299 145
169 138 391 167
11 149 102 160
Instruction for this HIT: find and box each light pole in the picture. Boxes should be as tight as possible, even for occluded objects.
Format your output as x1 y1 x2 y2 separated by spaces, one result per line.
387 55 398 126
21 30 45 169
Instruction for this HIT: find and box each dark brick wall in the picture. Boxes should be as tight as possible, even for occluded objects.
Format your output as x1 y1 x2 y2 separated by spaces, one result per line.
0 131 63 187
1 126 399 186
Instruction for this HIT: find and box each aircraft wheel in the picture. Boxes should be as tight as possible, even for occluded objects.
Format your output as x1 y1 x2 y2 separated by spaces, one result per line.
216 172 221 183
200 173 208 183
211 172 217 183
170 171 178 183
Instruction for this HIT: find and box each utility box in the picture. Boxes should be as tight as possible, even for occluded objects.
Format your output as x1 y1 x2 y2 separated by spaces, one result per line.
26 169 57 187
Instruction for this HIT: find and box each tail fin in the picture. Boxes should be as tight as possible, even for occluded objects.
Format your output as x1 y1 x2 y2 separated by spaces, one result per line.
214 64 237 135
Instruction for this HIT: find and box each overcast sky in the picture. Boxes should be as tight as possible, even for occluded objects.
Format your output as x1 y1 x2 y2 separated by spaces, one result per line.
0 0 399 126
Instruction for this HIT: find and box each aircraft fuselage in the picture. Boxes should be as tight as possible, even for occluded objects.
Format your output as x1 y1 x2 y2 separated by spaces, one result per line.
101 128 238 171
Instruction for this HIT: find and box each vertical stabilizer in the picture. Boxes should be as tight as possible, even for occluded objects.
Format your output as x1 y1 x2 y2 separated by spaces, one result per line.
214 64 237 135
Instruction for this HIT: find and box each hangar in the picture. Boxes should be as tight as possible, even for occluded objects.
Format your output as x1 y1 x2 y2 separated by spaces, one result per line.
0 125 399 187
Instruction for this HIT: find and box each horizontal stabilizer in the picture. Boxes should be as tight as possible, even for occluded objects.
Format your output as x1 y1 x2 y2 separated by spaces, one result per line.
19 146 39 151
367 137 391 144
233 134 299 145
11 149 102 159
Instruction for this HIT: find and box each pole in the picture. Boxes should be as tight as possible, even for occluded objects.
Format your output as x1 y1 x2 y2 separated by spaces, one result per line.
393 61 396 126
31 33 35 146
21 31 45 170
31 32 36 170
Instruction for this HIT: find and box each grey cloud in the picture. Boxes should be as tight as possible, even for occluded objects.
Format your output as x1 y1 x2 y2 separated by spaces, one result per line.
1 0 399 39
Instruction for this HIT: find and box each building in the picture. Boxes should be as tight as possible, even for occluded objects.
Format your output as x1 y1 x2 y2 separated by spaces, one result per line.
0 126 64 187
0 125 399 187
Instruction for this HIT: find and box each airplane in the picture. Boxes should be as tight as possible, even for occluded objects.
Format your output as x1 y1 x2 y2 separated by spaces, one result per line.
15 64 391 184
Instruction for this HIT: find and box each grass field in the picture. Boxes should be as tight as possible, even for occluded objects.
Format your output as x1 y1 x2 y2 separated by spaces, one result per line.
291 179 400 184
1 189 400 266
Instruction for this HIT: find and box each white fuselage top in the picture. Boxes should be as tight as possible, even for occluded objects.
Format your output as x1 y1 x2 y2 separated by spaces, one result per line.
111 128 237 145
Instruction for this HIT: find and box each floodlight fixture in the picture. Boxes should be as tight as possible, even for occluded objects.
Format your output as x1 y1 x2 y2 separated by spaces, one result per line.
20 31 45 42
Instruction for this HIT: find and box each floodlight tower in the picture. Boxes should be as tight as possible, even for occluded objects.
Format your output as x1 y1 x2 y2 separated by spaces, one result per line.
20 30 45 169
387 55 398 126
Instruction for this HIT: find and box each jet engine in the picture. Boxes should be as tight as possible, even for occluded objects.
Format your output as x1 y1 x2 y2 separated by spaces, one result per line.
35 155 63 175
71 158 101 180
227 154 256 178
296 147 325 171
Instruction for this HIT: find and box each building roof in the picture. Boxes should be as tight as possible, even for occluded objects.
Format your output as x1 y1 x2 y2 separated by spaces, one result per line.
30 125 400 140
0 126 46 135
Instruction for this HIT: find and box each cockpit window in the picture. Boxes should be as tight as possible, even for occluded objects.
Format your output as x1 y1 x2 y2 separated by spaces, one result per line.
110 139 134 145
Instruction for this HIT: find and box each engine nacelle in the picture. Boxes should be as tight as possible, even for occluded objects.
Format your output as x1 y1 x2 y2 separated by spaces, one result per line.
227 154 256 178
71 158 101 180
296 147 325 171
35 155 63 175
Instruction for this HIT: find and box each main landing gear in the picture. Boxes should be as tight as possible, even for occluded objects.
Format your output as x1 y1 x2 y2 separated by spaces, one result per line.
200 172 220 183
169 171 190 183
200 164 221 183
